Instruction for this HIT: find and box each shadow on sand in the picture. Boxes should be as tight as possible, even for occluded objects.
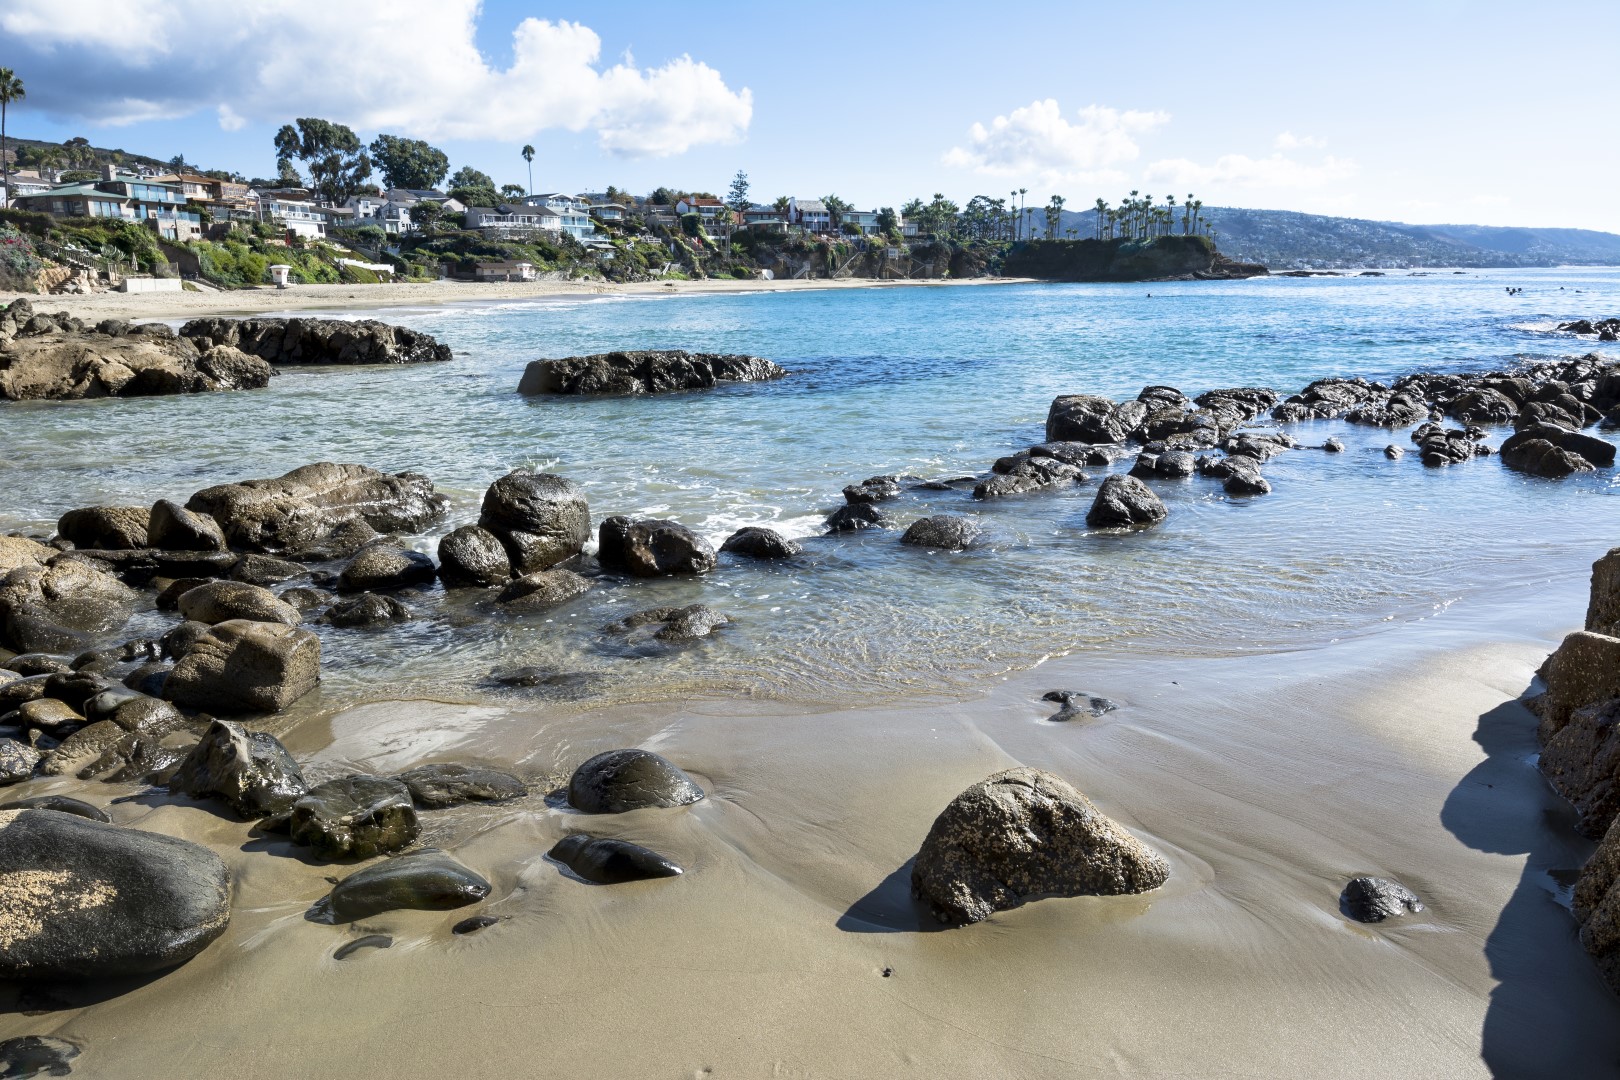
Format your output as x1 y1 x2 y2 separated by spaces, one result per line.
836 859 948 934
1441 692 1620 1075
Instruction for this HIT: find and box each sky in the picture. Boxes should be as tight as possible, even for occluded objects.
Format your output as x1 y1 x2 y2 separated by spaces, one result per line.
3 0 1617 231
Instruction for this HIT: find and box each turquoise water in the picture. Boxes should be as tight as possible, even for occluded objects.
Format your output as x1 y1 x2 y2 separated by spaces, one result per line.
3 268 1618 706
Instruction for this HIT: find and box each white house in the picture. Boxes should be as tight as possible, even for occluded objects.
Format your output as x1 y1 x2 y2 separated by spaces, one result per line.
265 197 327 238
474 260 536 281
789 197 830 233
591 203 627 222
520 193 596 241
465 203 564 236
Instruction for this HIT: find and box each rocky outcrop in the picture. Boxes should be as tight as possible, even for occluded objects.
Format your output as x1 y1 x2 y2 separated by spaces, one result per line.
1500 423 1613 477
910 767 1169 925
597 517 716 576
179 316 452 365
1575 818 1620 994
1588 547 1620 636
164 620 320 714
0 809 230 978
187 463 449 554
568 749 704 813
1001 236 1261 283
0 303 272 401
518 350 785 395
477 471 591 575
168 719 308 818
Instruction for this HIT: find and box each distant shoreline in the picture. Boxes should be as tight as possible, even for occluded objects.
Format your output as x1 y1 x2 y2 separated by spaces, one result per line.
0 275 1035 323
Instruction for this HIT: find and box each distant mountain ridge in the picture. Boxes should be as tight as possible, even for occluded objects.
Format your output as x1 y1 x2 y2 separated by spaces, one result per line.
1050 206 1620 270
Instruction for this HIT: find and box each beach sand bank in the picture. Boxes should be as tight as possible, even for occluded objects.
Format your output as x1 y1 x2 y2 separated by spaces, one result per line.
2 588 1613 1078
0 275 1029 324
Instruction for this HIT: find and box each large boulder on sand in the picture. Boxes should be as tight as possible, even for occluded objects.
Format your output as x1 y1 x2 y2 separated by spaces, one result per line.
1085 475 1168 528
910 767 1170 925
1528 631 1620 739
56 506 149 550
168 719 308 818
164 620 321 714
568 749 704 813
0 809 230 978
477 471 591 575
517 350 785 395
186 463 449 554
1574 816 1620 995
311 849 490 923
1540 696 1620 839
597 517 716 576
179 316 452 365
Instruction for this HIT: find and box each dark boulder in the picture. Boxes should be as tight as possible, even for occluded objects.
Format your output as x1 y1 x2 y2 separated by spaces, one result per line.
311 849 490 923
0 739 41 784
1539 696 1620 838
1046 395 1130 443
1085 475 1167 528
168 719 308 818
720 527 802 559
186 463 449 554
228 554 306 586
605 604 730 645
323 592 412 628
476 471 591 575
825 503 892 533
437 524 512 587
396 763 526 808
517 350 785 395
164 620 320 713
179 316 452 365
1500 422 1614 477
0 559 137 655
975 457 1084 498
1221 455 1271 496
842 476 902 504
494 569 592 612
899 515 981 550
338 542 436 592
0 809 230 978
147 499 227 552
1588 546 1620 637
56 506 149 551
568 748 704 813
549 834 683 884
596 517 716 576
1340 876 1424 922
0 794 109 821
910 767 1170 925
288 776 419 860
177 580 301 626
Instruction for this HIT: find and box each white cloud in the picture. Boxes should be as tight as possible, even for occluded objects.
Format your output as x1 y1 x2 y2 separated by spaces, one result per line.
1274 131 1327 150
0 0 752 158
1145 152 1357 190
945 101 1170 182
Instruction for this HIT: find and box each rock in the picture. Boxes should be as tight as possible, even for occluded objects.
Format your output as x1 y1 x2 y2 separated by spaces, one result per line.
168 719 308 818
395 763 526 808
975 456 1084 498
323 593 412 628
179 316 452 365
900 515 981 550
825 503 892 533
40 720 124 776
15 697 84 735
228 554 306 586
1340 876 1424 922
0 558 138 654
1539 696 1620 838
1046 395 1131 443
494 569 592 612
1414 424 1488 468
177 580 301 626
0 1036 80 1078
0 739 41 784
0 676 49 713
483 668 605 699
288 776 419 861
453 914 500 935
6 654 69 677
1501 423 1613 478
1042 690 1119 721
843 476 902 504
1085 475 1167 528
1448 387 1519 425
720 527 802 559
83 690 184 737
517 350 785 395
1574 816 1620 995
1223 432 1294 462
0 328 270 401
338 542 436 592
147 499 227 552
0 809 230 978
56 506 149 551
1529 631 1620 739
1221 456 1271 496
476 472 590 575
292 519 381 562
910 767 1170 925
0 537 53 576
276 587 332 616
1588 547 1620 636
311 849 490 923
596 517 716 577
605 605 729 644
165 620 320 714
0 795 109 822
1385 445 1404 460
437 525 512 587
549 835 683 884
568 749 704 813
186 463 449 554
160 620 211 660
333 935 392 960
122 662 171 698
1323 438 1345 453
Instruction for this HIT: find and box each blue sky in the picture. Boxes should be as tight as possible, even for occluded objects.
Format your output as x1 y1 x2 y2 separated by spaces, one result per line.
4 0 1617 230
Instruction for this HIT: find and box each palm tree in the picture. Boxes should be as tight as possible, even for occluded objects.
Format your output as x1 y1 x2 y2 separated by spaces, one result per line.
36 146 65 182
521 144 535 196
1094 198 1107 240
772 194 791 221
0 69 23 207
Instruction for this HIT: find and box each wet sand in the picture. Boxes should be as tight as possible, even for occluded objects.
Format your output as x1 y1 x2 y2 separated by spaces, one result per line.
2 576 1615 1077
0 275 1029 324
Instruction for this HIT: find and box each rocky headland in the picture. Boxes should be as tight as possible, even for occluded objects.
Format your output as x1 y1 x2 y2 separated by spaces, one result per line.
1000 235 1268 282
517 349 786 395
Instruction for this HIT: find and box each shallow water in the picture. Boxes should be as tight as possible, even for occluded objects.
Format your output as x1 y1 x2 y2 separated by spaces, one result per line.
3 268 1617 708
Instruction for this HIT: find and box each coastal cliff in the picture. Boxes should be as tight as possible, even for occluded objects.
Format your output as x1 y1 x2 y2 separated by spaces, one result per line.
1002 235 1268 282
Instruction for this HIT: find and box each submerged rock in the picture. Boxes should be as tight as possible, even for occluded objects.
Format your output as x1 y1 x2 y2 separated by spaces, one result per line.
0 794 110 822
1085 475 1167 529
899 515 981 550
825 503 892 533
1340 876 1424 922
605 605 729 644
549 834 683 883
596 517 716 577
168 719 308 818
568 749 704 813
910 767 1169 925
517 350 785 395
164 620 320 714
323 592 412 628
495 569 592 612
720 527 802 559
312 849 490 922
1041 690 1119 721
186 463 448 554
288 776 419 861
0 809 230 978
396 763 526 808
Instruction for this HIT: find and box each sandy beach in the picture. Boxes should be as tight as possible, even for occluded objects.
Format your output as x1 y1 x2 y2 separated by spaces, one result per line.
0 275 1029 323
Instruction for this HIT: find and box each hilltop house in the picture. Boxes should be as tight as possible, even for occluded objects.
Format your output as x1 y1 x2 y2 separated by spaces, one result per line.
11 167 202 240
519 193 596 241
675 196 726 227
465 203 565 237
261 194 327 239
789 197 830 233
591 203 627 223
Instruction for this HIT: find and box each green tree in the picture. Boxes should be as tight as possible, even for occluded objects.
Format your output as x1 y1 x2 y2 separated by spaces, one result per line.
875 206 899 235
449 166 494 191
0 69 24 205
499 183 527 201
521 144 536 195
368 135 449 191
1094 198 1108 240
650 186 678 206
1045 195 1065 240
772 194 791 218
274 118 372 202
726 170 750 214
821 194 852 232
410 200 443 235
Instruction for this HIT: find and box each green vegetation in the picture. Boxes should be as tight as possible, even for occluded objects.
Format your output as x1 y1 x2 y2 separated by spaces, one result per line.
368 135 448 191
0 222 43 290
273 118 373 202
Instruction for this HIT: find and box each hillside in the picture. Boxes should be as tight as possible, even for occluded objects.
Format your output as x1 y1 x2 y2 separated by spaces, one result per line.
1051 207 1620 269
1001 235 1265 282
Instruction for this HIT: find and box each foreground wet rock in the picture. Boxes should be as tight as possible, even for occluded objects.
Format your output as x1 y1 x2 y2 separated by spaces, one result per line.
56 506 149 551
477 471 591 575
1085 475 1167 528
720 527 802 559
311 849 490 922
910 767 1169 925
186 463 449 554
1340 876 1424 922
1042 690 1119 721
289 776 419 860
517 350 785 395
180 316 452 365
338 542 436 592
568 749 704 813
0 794 110 821
437 524 512 587
0 558 138 655
1575 817 1620 993
825 503 892 533
0 1035 80 1076
396 763 526 808
0 808 229 978
323 592 412 628
164 620 320 714
169 719 308 818
495 569 592 612
605 605 729 645
177 581 300 626
597 517 716 576
549 835 683 884
900 515 981 550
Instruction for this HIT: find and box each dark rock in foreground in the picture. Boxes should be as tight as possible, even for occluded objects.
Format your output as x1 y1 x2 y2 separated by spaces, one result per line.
495 569 592 612
568 749 704 813
169 719 308 818
1085 475 1167 528
900 515 981 550
1042 690 1119 721
180 316 452 365
289 776 419 861
312 849 490 923
549 834 683 884
437 524 512 587
396 763 526 808
477 472 591 575
186 463 448 554
518 350 785 395
164 620 320 714
597 516 716 576
825 503 891 533
0 808 230 978
1340 876 1424 922
0 1035 80 1077
0 794 110 822
720 527 802 559
911 767 1169 925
